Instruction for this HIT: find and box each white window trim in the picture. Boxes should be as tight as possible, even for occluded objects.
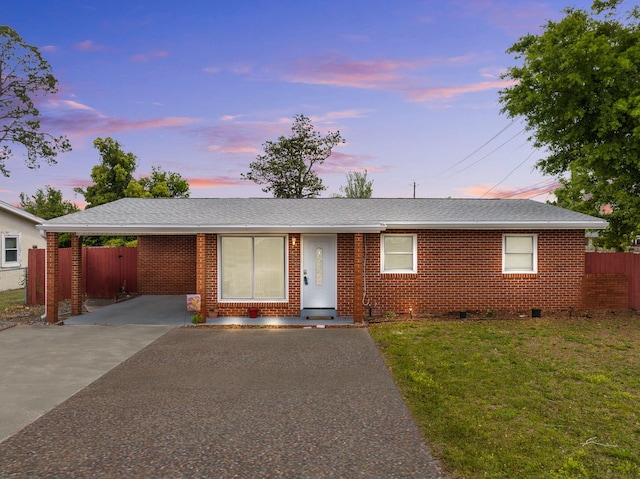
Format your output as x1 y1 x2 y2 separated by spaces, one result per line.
218 234 289 302
502 233 538 274
380 233 418 274
1 232 21 268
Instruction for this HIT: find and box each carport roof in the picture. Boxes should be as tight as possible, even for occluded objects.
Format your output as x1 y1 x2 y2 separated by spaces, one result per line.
37 197 608 235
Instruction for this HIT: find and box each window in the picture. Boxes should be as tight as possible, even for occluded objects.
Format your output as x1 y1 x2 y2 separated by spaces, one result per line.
220 236 286 300
381 234 417 273
2 233 20 268
503 234 537 274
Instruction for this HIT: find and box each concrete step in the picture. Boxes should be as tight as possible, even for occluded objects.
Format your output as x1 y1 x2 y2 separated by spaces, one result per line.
300 308 337 320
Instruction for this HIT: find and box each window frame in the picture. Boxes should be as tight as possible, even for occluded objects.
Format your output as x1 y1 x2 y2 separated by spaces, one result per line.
218 234 288 302
380 233 417 274
502 233 538 274
1 233 20 268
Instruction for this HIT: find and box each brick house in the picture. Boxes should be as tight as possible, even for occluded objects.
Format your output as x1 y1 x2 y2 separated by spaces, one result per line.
38 197 607 323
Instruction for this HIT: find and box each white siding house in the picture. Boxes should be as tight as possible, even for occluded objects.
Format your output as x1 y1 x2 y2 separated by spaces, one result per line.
0 201 45 292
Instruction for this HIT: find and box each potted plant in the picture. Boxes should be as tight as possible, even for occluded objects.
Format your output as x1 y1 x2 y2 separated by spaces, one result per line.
208 307 219 318
191 312 204 324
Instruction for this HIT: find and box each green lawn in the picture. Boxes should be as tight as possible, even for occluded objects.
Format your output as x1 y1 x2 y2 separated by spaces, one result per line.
0 289 25 311
369 317 640 479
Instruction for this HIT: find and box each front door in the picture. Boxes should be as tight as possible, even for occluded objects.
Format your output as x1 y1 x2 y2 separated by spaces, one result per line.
302 235 336 309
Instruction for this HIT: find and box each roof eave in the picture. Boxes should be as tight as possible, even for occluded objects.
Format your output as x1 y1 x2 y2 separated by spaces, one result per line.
36 224 386 235
384 221 609 230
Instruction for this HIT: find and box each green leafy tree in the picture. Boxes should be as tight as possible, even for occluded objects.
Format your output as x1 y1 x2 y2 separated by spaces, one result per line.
74 137 138 208
124 166 190 198
20 186 79 247
19 185 79 219
76 137 189 246
499 0 640 250
337 170 374 198
242 114 345 198
0 26 71 177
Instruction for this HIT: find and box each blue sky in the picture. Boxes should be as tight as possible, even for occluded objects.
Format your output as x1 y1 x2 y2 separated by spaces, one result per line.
2 0 593 207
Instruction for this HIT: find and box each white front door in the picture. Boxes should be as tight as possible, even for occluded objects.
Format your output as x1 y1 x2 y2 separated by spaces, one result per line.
302 235 336 309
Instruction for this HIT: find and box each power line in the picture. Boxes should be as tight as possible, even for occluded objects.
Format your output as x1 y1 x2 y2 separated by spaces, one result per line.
438 119 517 176
442 128 525 180
480 149 537 198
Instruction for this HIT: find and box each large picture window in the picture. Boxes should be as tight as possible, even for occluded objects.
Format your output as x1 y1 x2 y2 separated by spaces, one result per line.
503 234 537 274
2 233 20 268
381 234 417 273
220 236 286 300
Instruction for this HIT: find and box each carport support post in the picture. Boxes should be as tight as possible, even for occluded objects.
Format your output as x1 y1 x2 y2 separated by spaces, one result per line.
353 233 364 324
196 233 207 316
45 232 59 323
71 234 83 316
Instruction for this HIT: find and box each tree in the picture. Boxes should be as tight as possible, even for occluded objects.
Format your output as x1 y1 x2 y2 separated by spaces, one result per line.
499 0 640 250
74 137 138 208
124 166 190 198
242 114 345 198
20 185 79 247
337 170 373 198
19 185 79 219
0 26 71 177
75 137 190 207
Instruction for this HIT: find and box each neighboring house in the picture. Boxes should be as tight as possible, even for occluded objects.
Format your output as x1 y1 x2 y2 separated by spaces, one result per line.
0 200 46 292
38 198 608 323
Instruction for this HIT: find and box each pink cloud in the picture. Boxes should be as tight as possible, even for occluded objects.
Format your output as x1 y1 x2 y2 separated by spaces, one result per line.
130 51 169 62
407 79 517 102
188 177 244 188
316 151 380 175
461 180 560 199
207 145 258 154
39 100 199 139
41 45 58 53
74 40 107 52
286 57 422 90
281 54 514 103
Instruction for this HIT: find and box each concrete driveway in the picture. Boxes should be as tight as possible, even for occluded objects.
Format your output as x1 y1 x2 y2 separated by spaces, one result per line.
0 324 173 442
0 328 442 478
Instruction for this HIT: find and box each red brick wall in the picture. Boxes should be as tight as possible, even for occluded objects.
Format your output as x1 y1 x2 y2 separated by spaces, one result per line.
138 235 196 294
138 230 587 317
582 274 628 309
338 229 586 315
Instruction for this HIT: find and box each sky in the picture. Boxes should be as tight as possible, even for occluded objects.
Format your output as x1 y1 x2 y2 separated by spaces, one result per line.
1 0 595 208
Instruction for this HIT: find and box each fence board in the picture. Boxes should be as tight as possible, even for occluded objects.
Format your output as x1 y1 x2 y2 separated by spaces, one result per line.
27 247 138 304
585 252 640 309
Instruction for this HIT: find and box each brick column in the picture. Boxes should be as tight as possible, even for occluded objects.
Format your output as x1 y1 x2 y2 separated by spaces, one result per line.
196 233 207 317
45 232 59 323
71 234 83 316
353 233 364 324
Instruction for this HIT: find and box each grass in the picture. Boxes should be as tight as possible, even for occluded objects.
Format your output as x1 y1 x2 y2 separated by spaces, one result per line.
0 289 25 312
369 316 640 479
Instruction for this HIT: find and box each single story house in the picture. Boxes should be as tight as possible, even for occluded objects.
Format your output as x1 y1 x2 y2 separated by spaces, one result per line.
0 200 46 292
38 197 608 323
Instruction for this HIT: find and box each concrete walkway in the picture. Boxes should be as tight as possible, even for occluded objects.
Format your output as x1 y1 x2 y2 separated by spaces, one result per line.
0 328 441 478
0 324 173 442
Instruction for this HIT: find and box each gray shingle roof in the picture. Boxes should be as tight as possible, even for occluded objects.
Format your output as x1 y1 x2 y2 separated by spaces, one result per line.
38 198 608 234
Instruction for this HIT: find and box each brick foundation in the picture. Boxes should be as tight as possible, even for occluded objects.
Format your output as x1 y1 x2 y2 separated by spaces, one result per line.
582 274 628 309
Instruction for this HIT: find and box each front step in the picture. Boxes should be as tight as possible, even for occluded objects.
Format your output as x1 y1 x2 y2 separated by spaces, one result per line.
300 308 337 320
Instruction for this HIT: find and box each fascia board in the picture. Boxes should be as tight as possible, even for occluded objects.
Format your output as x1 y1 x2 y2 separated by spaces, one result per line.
36 224 385 235
384 220 609 230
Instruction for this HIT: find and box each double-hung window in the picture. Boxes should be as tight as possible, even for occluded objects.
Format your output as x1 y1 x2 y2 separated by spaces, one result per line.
503 234 537 274
220 236 286 300
381 234 417 273
2 233 20 268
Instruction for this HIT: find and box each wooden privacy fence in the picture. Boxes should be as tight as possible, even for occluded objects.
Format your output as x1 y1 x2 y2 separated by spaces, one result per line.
585 252 640 309
27 247 138 305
